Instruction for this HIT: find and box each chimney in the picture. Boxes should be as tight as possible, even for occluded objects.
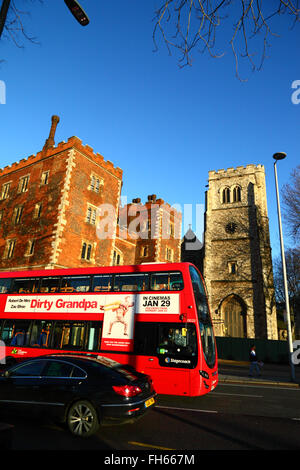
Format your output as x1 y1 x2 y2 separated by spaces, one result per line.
43 115 60 151
147 194 157 203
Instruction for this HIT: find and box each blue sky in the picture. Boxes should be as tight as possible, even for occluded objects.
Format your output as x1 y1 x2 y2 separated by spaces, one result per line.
0 0 299 261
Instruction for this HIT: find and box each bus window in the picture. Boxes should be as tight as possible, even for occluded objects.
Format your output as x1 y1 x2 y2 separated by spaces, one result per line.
157 324 197 357
92 275 113 292
114 274 149 292
169 272 184 290
150 272 183 291
30 321 52 347
51 322 86 350
1 320 32 346
61 276 91 293
189 266 209 323
40 277 61 293
86 322 102 351
151 273 169 291
0 278 11 293
11 278 40 294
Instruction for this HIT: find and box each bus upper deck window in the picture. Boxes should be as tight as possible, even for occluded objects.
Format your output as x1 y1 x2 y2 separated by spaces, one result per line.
114 274 149 292
61 276 91 292
40 277 61 293
92 275 113 292
12 278 39 294
0 278 12 293
151 272 183 291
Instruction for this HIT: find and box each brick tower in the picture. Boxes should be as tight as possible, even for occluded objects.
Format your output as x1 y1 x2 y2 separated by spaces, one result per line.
0 116 122 270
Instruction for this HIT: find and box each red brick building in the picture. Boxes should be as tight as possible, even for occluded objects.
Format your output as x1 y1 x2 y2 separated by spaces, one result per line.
0 116 181 270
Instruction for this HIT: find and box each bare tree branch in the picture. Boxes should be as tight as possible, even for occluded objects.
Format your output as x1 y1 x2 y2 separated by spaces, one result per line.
282 165 300 241
0 0 42 51
153 0 300 80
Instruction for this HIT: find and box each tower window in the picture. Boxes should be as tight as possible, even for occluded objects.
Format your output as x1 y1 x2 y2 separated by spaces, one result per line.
3 239 16 259
112 250 122 266
222 188 230 203
81 242 92 261
228 262 237 274
89 174 104 193
18 175 29 193
86 205 97 225
1 182 10 200
141 246 148 257
233 186 241 202
41 171 49 185
13 205 23 225
25 240 35 257
33 203 42 219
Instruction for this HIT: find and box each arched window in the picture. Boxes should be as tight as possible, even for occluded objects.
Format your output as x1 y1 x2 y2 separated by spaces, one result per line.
233 186 241 202
222 187 230 203
112 249 123 266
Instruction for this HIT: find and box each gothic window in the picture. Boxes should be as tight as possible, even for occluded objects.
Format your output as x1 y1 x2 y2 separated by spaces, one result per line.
81 242 92 261
112 249 122 266
222 187 230 204
233 186 241 202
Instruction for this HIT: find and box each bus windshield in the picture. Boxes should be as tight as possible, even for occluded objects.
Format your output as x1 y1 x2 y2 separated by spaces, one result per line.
189 266 216 368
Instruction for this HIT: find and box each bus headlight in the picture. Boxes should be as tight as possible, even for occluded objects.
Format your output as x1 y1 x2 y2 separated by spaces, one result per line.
199 370 209 379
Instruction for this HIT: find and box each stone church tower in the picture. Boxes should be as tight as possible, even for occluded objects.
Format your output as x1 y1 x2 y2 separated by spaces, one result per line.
203 165 278 340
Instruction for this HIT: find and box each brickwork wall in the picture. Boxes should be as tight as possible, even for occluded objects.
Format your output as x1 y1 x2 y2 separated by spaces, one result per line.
0 148 68 270
0 135 123 270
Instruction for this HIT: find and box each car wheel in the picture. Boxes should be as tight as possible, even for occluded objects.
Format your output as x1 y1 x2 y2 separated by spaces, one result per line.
67 400 99 438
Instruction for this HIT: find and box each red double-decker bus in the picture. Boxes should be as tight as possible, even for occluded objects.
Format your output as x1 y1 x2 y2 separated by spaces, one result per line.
0 262 218 396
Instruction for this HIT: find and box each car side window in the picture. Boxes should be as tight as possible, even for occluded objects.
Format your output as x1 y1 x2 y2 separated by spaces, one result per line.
71 366 87 378
10 360 47 377
43 361 74 378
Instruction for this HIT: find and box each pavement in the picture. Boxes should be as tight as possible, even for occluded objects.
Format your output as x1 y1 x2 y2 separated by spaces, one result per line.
218 359 300 388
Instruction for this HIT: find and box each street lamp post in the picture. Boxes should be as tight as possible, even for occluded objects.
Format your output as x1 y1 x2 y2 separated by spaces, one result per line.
0 0 11 38
273 152 295 382
64 0 89 26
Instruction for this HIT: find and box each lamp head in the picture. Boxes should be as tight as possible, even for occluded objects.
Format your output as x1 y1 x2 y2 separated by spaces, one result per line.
273 152 287 161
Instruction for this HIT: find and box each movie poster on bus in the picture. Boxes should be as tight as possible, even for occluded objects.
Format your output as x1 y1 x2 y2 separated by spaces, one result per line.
100 295 135 352
136 293 180 314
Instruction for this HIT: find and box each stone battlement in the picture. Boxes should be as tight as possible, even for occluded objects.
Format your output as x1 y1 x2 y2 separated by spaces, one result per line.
209 164 265 180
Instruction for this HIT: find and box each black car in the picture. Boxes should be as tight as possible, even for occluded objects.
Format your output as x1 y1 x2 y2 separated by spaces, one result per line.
0 354 156 437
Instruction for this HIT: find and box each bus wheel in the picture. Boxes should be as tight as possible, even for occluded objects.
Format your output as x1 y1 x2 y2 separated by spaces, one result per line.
67 400 99 438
